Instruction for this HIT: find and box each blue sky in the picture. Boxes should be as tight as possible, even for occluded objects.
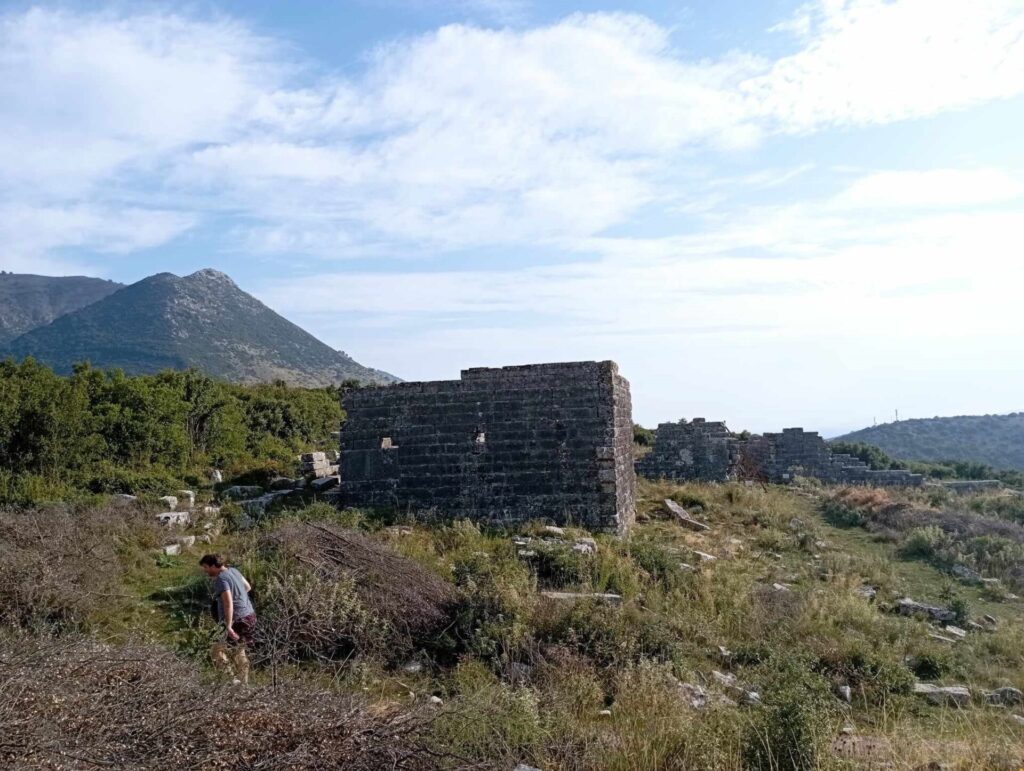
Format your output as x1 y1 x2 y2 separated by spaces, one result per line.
2 1 1024 435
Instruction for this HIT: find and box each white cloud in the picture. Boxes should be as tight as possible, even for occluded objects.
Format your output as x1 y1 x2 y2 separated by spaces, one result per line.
750 0 1024 131
832 169 1024 209
3 4 1024 262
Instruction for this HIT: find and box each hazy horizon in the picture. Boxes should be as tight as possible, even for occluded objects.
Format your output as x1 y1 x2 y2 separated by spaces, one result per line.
3 1 1023 435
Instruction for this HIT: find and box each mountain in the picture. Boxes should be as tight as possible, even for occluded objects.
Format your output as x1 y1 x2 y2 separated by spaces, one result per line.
833 413 1024 471
0 273 123 344
2 269 397 386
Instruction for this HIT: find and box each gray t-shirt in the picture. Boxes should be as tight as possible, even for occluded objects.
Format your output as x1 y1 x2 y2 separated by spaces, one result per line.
212 567 254 623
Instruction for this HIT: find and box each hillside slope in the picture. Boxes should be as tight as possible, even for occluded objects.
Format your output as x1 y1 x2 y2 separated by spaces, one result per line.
0 273 123 344
2 269 397 386
835 413 1024 471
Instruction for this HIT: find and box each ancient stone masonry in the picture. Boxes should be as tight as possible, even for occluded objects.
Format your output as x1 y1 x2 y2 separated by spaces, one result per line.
339 361 636 533
636 419 736 482
639 422 924 487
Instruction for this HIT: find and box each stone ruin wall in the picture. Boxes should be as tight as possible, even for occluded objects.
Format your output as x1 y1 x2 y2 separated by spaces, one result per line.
636 418 735 482
638 421 924 487
339 361 636 533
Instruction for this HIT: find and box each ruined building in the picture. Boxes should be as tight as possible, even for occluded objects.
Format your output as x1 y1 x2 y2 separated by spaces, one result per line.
339 361 636 533
639 421 924 487
636 419 735 482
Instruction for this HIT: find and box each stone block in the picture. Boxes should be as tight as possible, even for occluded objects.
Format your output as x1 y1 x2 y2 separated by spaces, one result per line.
156 511 190 527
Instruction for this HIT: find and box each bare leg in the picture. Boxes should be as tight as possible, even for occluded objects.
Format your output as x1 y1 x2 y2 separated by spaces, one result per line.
210 642 232 677
231 646 250 685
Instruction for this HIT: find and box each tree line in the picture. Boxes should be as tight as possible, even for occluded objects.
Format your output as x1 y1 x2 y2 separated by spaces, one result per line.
0 358 346 504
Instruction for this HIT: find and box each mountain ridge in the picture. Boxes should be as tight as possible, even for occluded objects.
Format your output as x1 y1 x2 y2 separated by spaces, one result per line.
1 268 397 387
0 273 124 344
833 412 1024 471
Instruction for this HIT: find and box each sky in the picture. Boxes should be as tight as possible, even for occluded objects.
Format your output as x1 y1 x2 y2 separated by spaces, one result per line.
2 0 1023 435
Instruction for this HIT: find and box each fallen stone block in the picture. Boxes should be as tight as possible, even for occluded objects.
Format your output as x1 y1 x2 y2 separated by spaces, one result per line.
175 535 196 549
664 499 711 531
158 495 178 511
928 633 958 644
898 598 957 623
542 525 565 537
268 476 297 491
943 625 967 639
176 490 196 509
712 670 760 705
572 537 597 554
113 493 137 502
913 683 971 708
985 687 1023 707
311 475 339 492
541 591 621 604
694 550 717 562
300 451 327 463
221 485 264 501
240 492 287 516
161 544 181 557
951 564 981 584
156 511 190 527
856 585 877 601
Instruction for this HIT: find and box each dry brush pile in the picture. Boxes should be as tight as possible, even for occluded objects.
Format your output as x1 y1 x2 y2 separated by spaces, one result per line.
0 634 461 770
256 521 460 665
0 501 160 630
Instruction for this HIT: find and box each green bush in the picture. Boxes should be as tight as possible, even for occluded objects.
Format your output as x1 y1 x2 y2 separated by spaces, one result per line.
744 655 838 771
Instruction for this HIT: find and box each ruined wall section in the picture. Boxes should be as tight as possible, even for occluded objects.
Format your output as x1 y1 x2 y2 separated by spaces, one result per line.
638 422 923 487
339 361 635 533
637 418 736 482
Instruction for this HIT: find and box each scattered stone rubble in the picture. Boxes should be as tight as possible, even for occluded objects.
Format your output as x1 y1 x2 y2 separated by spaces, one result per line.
639 419 924 487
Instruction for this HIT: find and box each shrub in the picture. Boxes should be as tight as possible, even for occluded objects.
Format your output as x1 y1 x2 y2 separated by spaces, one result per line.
900 525 952 561
256 566 389 666
744 655 838 771
815 642 914 704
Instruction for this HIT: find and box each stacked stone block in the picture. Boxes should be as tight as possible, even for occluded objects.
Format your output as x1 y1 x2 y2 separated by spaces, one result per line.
637 418 736 482
300 451 338 479
339 361 636 533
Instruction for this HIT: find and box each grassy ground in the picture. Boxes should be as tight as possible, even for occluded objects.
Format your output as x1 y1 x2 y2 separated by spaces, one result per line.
4 479 1024 769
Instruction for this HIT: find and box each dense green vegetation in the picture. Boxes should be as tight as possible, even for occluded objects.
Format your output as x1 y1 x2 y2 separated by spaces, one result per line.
0 358 344 505
835 413 1024 472
830 440 1024 489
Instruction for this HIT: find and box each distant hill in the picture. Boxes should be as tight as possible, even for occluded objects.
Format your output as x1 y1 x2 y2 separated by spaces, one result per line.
2 269 397 387
834 413 1024 471
0 273 123 344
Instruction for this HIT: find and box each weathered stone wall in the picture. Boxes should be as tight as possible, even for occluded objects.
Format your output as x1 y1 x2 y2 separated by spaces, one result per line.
638 421 923 487
636 418 736 482
339 361 636 533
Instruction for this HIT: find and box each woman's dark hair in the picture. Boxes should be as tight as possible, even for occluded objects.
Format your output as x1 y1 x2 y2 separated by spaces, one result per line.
199 554 226 568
